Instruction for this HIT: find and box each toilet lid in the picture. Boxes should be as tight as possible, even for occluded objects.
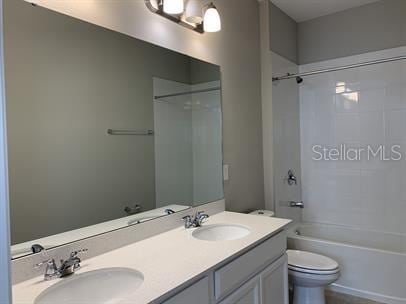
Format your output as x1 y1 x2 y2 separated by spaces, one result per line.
287 250 338 271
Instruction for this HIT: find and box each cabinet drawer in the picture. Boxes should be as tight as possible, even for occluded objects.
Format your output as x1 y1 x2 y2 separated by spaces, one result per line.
214 231 286 300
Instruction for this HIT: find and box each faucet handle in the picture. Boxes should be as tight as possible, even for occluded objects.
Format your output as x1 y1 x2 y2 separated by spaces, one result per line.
34 258 54 269
287 170 298 185
182 215 193 228
197 211 209 219
195 211 209 226
34 258 60 280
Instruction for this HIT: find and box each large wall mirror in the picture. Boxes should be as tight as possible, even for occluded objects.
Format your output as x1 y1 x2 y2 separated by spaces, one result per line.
6 1 223 259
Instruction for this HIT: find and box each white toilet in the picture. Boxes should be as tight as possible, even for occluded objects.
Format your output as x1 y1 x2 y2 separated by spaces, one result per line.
287 250 340 304
250 210 340 304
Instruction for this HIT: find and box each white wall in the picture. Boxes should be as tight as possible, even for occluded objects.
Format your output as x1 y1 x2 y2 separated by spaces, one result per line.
300 46 406 234
0 0 11 302
271 52 302 222
23 0 264 212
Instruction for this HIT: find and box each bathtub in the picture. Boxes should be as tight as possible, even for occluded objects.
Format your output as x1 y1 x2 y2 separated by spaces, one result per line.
288 222 406 304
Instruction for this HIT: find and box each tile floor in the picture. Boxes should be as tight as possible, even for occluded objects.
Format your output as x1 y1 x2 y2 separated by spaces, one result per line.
325 290 384 304
289 290 385 304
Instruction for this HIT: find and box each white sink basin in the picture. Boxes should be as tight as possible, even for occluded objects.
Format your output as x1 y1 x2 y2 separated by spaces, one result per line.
34 268 144 304
192 224 251 241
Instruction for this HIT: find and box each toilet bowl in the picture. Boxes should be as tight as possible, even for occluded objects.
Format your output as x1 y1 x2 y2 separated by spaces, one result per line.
287 250 340 304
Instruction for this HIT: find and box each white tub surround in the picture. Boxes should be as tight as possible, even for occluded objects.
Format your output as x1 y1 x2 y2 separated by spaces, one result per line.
300 45 406 233
294 45 406 304
12 212 291 304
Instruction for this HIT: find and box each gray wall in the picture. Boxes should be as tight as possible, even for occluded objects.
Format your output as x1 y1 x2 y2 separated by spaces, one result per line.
298 0 406 64
271 52 301 222
269 2 298 64
20 0 265 214
0 0 11 300
5 0 218 244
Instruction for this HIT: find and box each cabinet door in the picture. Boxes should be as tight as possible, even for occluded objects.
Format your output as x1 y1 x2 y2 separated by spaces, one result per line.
260 254 288 304
162 276 210 304
219 276 261 304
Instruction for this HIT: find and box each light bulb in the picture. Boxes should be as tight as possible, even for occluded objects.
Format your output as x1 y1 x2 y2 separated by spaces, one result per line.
163 0 184 15
185 0 203 24
203 3 221 32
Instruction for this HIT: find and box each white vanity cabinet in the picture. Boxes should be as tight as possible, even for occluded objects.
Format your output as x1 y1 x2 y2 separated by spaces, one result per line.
162 276 211 304
161 231 288 304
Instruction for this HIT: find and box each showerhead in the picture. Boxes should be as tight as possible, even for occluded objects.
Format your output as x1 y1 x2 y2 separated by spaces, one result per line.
296 76 303 84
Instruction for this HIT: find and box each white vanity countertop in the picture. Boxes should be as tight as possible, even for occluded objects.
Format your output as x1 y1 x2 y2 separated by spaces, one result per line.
12 211 291 304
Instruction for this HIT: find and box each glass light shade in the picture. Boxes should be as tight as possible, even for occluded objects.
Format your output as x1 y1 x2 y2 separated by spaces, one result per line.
163 0 184 15
203 4 221 32
185 0 203 24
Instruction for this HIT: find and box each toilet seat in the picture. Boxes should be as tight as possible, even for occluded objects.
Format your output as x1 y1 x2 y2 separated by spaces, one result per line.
288 265 339 275
287 250 339 275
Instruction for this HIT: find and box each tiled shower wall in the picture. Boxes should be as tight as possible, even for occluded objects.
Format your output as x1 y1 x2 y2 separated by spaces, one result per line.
300 46 406 234
154 78 223 208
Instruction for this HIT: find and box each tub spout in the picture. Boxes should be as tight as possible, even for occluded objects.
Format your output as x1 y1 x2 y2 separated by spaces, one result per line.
290 201 304 208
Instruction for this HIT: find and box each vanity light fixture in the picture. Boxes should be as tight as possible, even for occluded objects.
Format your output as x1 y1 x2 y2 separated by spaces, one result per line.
145 0 221 34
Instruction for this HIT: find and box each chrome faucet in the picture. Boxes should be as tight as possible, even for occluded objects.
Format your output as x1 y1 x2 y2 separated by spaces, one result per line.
182 211 209 228
124 204 141 215
59 249 87 276
34 249 88 280
31 244 45 254
164 208 175 215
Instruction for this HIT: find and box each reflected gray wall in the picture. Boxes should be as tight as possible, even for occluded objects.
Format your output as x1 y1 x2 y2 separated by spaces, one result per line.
298 0 406 64
0 0 11 300
5 0 218 244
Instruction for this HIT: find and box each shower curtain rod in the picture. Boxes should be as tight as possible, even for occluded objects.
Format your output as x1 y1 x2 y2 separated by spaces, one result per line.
154 87 221 100
272 55 406 82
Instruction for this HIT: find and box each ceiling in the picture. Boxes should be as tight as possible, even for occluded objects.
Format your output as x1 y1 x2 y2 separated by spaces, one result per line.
270 0 381 22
